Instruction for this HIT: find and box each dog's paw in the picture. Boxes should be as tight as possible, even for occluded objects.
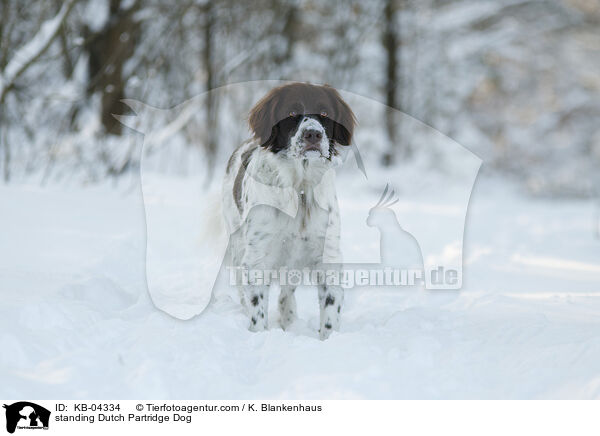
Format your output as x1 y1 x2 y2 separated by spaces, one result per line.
319 325 334 340
319 315 341 340
279 312 297 331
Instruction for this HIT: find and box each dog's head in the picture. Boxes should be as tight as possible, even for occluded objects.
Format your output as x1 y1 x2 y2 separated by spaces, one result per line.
248 83 356 161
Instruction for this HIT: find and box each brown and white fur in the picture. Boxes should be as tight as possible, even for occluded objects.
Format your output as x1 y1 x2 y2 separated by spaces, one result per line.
222 83 356 340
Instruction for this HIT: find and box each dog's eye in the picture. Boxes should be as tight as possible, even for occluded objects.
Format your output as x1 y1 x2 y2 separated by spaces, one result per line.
320 111 328 117
289 111 297 117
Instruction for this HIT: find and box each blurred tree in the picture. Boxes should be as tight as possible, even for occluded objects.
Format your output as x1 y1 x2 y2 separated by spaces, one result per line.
201 0 218 182
84 0 140 135
381 0 404 166
0 0 77 181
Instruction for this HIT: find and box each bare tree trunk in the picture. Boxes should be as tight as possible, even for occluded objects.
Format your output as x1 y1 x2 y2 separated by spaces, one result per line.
381 0 401 166
1 107 9 182
85 0 140 135
2 139 9 183
58 22 74 78
275 3 298 64
0 0 8 70
203 2 219 185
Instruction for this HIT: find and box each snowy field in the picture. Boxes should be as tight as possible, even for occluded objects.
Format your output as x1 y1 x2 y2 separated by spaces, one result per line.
1 169 600 399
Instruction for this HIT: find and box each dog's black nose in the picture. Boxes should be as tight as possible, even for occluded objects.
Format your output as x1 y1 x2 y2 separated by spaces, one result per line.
303 129 322 145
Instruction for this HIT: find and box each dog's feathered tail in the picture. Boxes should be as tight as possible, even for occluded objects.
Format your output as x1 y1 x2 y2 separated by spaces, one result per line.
198 188 226 246
196 187 232 304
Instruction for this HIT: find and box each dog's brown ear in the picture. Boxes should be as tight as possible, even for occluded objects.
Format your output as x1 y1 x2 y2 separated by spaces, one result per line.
325 86 356 146
248 88 280 145
332 121 352 146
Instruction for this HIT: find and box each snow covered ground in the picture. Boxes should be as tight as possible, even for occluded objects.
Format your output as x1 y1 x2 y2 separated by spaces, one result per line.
1 169 599 399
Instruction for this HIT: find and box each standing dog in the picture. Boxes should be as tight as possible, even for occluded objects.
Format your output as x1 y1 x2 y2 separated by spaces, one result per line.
222 83 355 339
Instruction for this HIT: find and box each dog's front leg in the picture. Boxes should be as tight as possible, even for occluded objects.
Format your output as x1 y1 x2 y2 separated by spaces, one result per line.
318 284 343 340
245 284 269 332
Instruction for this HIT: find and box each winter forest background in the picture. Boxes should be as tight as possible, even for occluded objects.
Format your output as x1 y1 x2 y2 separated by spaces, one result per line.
2 0 600 399
1 0 599 195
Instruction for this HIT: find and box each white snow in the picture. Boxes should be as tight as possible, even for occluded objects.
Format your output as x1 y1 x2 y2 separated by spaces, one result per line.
1 169 599 399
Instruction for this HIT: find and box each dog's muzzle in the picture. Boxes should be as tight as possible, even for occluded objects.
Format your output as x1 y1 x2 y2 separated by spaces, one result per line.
302 129 323 153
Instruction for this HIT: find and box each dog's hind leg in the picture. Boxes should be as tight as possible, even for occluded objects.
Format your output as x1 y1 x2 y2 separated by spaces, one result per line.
278 285 297 330
245 285 269 331
318 284 343 340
